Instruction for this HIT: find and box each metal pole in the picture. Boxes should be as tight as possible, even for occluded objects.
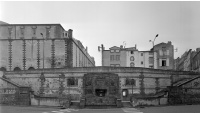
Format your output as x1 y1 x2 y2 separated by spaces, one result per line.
150 34 158 69
132 80 133 95
102 49 103 66
41 33 45 70
153 41 154 69
43 36 45 69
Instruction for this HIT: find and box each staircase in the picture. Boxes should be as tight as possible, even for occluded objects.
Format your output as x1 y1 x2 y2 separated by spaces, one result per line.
0 77 31 105
122 101 133 108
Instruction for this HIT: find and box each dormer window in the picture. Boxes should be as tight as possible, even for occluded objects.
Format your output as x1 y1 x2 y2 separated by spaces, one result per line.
115 50 120 53
110 49 120 53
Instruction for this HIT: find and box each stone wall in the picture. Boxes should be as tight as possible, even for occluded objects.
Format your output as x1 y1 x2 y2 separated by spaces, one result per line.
2 67 199 107
0 72 31 105
168 76 200 105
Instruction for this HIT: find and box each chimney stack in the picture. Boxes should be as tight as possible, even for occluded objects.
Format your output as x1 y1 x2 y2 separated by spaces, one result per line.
68 29 73 39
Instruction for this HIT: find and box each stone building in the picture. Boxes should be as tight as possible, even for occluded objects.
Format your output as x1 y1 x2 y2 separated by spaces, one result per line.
0 23 95 71
153 41 174 70
102 45 157 68
191 48 200 72
174 57 180 71
175 48 199 72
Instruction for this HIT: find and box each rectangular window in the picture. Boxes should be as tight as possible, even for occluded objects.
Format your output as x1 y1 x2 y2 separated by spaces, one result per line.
167 50 169 55
110 50 114 53
159 50 163 56
115 50 120 53
110 55 115 61
67 77 78 86
125 78 136 86
161 59 167 66
131 51 134 54
141 53 143 56
162 47 167 56
149 57 153 64
141 61 143 65
110 64 115 67
116 55 120 61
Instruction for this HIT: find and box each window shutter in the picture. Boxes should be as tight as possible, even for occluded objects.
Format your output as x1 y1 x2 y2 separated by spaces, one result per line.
166 58 169 66
159 59 162 66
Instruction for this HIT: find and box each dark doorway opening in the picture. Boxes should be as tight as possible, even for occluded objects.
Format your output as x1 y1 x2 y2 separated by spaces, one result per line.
0 67 6 71
95 89 107 97
14 67 21 71
28 67 35 70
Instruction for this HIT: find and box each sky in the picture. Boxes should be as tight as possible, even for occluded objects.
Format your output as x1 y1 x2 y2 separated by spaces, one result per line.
0 1 200 66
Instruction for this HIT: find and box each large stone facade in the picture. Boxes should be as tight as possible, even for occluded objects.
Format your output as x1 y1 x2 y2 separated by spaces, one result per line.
0 24 95 71
175 48 200 72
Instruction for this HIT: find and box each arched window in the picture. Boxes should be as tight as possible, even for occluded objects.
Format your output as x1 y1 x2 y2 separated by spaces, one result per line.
28 67 35 70
0 67 6 71
13 67 21 71
130 62 135 67
130 56 134 61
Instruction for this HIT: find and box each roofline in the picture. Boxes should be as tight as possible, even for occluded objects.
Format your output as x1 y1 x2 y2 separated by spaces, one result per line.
0 23 66 31
102 49 155 52
193 51 200 58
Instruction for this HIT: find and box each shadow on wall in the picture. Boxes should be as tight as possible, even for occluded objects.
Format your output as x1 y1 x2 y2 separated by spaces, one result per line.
0 67 6 71
0 67 36 71
13 67 21 71
28 67 35 70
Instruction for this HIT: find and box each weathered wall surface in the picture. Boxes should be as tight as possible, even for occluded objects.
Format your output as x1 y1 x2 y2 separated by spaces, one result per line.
0 25 65 39
168 76 200 105
0 25 95 72
0 39 68 71
0 41 9 70
0 72 31 105
2 67 199 106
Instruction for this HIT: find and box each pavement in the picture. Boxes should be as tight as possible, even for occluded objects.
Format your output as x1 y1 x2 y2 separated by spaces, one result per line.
1 105 200 113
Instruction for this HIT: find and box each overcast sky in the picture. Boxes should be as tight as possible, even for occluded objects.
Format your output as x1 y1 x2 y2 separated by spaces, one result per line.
1 1 200 66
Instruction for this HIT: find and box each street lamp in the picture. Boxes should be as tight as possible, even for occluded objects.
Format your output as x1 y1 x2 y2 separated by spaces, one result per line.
40 33 45 70
149 34 159 69
149 34 159 50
